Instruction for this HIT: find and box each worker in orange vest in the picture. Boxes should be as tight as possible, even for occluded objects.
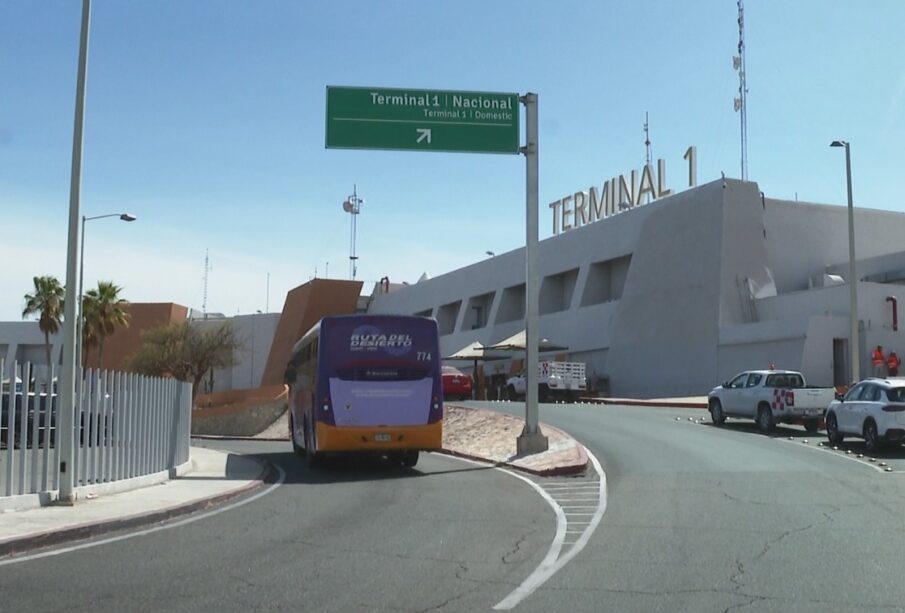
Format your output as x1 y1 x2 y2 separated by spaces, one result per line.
871 345 886 378
888 351 901 377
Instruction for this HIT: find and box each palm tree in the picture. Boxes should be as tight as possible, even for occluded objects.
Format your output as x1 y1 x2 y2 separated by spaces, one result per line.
22 275 65 369
82 281 130 370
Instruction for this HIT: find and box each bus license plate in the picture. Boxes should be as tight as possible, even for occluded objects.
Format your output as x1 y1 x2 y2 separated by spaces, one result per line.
374 433 391 442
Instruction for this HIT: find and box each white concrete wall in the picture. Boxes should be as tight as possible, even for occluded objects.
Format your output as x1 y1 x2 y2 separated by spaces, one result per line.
0 322 62 380
764 200 905 293
192 313 280 393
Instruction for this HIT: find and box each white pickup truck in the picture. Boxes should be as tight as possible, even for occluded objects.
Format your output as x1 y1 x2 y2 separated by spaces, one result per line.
708 370 836 433
507 361 586 403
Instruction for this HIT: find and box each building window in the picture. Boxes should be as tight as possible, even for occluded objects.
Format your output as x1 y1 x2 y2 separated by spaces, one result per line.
539 268 579 314
495 284 525 324
465 292 495 329
580 254 632 306
436 301 461 336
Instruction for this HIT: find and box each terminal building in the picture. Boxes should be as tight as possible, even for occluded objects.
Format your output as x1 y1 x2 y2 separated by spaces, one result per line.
5 178 905 399
366 178 905 398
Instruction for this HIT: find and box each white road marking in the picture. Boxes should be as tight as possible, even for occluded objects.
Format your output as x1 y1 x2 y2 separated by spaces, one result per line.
0 464 286 567
773 437 888 473
493 449 607 610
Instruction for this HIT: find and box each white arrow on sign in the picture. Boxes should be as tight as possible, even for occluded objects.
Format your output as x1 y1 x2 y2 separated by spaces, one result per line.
416 128 432 144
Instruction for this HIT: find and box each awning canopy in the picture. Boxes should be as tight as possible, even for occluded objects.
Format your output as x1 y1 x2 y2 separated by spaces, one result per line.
485 329 569 353
443 340 508 362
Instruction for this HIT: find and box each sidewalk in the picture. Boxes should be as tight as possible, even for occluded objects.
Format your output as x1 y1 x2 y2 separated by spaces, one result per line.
0 447 266 558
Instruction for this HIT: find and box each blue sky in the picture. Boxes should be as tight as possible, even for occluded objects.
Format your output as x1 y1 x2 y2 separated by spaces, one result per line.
2 1 904 321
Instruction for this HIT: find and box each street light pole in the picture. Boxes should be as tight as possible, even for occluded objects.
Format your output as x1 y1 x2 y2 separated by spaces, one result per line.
78 213 137 370
831 140 859 382
58 0 92 504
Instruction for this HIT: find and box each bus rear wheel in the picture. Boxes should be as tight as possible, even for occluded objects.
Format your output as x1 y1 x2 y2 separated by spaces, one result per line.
305 421 322 468
290 416 305 457
401 450 419 468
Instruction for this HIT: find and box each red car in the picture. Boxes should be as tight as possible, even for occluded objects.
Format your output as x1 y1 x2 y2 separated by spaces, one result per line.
442 366 473 401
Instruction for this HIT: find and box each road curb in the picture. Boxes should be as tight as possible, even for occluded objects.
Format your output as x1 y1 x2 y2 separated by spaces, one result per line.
0 455 270 559
435 447 587 476
582 398 708 409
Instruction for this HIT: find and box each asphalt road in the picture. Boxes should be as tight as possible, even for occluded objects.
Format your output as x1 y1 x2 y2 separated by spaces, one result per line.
472 401 905 612
6 403 905 612
0 444 553 612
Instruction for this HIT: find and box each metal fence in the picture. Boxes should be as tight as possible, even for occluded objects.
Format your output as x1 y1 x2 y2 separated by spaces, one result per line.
1 360 191 499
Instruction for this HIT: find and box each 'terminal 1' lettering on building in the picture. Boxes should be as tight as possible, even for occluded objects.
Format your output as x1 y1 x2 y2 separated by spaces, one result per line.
549 146 697 235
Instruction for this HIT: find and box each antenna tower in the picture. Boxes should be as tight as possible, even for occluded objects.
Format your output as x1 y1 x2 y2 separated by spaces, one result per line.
202 248 211 319
733 0 749 181
643 111 653 203
342 185 364 280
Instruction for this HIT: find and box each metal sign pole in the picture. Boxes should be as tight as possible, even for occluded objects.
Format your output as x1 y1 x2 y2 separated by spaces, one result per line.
518 93 548 454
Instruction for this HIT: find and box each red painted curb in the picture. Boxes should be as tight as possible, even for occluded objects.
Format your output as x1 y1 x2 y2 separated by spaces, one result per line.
582 398 708 409
0 456 270 559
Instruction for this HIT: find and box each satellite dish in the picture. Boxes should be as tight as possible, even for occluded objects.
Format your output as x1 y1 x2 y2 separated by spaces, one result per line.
342 200 353 213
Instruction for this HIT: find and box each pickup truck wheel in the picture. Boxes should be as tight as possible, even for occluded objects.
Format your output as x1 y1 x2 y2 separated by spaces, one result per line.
709 399 726 425
863 419 881 453
756 404 775 433
539 385 549 403
804 419 820 433
826 413 844 444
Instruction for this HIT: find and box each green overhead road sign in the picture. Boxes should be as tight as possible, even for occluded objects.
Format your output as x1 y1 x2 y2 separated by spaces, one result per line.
326 86 520 154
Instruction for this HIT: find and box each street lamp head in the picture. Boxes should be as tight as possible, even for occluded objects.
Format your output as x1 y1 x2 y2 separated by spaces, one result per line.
830 140 848 148
485 251 495 257
119 213 137 222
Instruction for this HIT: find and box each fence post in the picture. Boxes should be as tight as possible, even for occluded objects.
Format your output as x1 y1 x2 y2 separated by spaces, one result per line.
2 359 12 497
17 362 32 495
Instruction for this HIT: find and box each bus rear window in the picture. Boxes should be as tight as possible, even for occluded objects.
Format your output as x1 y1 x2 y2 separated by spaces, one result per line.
334 367 430 381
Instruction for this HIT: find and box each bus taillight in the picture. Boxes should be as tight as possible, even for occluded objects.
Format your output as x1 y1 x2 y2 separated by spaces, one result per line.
432 395 440 410
322 396 331 412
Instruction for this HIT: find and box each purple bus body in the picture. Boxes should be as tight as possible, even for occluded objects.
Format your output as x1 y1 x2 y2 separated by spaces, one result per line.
316 316 442 427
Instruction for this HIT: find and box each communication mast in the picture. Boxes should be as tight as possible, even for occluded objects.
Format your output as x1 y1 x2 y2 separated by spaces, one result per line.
342 185 364 280
643 111 653 203
202 248 211 319
733 0 749 181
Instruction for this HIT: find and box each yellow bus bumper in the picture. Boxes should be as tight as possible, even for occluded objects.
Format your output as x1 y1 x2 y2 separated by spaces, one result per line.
315 421 442 452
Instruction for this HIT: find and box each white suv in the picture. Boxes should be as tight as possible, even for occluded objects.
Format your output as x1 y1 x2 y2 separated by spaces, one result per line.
825 378 905 452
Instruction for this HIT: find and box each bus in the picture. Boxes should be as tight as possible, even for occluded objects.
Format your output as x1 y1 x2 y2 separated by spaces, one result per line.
285 314 443 468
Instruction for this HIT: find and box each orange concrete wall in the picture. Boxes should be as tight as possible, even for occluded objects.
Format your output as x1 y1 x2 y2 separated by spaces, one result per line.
84 303 187 371
260 279 363 386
